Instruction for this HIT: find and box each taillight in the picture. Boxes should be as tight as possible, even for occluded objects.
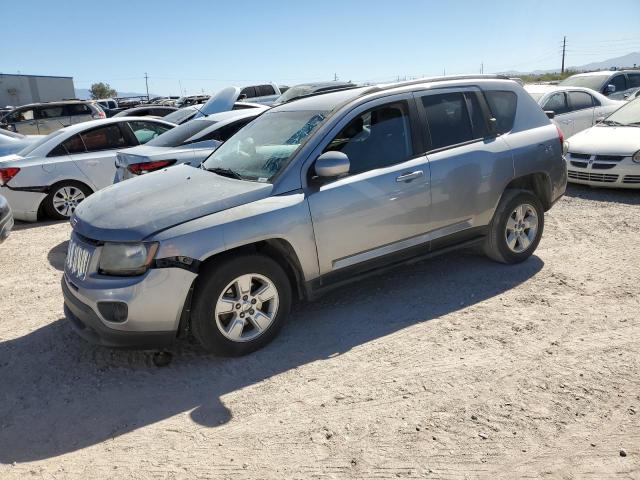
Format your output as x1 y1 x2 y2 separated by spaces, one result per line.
556 125 568 156
127 160 176 175
93 110 106 119
0 167 20 185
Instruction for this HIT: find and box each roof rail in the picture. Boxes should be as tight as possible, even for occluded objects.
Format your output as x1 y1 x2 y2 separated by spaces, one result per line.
359 74 514 97
280 85 362 105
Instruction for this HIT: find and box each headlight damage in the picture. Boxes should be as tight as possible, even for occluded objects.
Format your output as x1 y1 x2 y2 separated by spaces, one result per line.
99 242 158 276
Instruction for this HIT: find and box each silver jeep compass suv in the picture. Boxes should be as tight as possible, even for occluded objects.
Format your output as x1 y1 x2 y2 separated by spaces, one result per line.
62 76 567 355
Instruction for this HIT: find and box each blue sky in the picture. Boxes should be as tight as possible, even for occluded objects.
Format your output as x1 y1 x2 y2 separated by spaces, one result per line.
2 0 639 96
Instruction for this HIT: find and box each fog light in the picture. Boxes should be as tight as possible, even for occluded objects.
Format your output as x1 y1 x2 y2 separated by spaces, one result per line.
97 301 128 323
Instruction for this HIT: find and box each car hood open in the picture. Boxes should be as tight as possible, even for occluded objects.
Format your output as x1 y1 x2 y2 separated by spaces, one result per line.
73 164 273 242
568 125 640 155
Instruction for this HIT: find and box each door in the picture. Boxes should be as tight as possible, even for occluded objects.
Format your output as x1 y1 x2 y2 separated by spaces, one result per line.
37 104 70 134
543 92 572 136
70 124 129 190
306 97 431 275
566 91 596 136
416 88 514 235
6 108 39 135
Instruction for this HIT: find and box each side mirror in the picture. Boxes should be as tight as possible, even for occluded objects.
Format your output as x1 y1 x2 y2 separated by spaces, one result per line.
545 110 555 119
315 151 350 178
605 84 616 94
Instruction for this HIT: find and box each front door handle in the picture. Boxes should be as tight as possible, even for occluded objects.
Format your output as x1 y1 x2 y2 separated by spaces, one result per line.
396 170 424 182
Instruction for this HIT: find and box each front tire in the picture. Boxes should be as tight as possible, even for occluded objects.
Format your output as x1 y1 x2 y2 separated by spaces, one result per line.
191 254 292 356
483 190 544 264
44 181 92 220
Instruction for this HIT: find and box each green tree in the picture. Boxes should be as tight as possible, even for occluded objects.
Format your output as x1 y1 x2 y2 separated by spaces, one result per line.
89 82 117 99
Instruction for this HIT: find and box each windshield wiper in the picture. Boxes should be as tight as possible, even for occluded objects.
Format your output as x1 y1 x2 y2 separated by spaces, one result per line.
601 119 624 126
206 167 243 180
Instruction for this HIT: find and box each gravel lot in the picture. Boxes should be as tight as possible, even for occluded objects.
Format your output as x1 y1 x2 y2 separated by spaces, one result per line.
0 184 639 479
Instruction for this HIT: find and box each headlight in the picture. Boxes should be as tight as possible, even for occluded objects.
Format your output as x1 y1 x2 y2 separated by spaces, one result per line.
99 242 158 276
633 150 640 164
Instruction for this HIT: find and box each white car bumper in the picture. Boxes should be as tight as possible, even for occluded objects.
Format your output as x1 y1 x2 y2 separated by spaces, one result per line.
567 155 640 189
0 186 46 221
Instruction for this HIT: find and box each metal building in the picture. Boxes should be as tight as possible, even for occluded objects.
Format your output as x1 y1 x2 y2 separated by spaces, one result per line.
0 74 75 107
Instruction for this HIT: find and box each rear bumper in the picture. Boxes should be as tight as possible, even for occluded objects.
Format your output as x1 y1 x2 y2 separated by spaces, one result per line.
62 276 176 349
0 186 45 222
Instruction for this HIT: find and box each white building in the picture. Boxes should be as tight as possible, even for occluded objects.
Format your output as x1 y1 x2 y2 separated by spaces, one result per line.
0 74 75 107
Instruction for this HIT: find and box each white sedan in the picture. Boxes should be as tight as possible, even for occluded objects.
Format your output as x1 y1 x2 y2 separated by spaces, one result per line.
0 117 174 221
114 107 267 183
524 85 623 137
565 98 640 188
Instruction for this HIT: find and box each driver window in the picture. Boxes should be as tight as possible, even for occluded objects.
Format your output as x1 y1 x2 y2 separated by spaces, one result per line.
324 102 412 175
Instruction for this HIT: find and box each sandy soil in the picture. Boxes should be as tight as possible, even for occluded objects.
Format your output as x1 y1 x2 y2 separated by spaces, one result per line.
0 184 639 479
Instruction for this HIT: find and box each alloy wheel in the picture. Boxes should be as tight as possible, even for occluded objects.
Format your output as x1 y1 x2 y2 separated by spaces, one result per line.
52 186 86 218
504 203 539 253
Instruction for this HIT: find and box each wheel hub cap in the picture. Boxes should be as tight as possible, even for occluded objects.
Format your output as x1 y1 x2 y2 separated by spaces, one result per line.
214 273 279 342
52 186 86 217
505 203 538 254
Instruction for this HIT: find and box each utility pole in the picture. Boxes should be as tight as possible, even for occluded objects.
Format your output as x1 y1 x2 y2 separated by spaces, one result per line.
480 61 484 74
561 36 566 74
144 72 149 101
334 72 338 81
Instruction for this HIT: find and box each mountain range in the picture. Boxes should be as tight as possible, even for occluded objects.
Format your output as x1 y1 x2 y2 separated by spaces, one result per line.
501 51 640 75
74 88 159 100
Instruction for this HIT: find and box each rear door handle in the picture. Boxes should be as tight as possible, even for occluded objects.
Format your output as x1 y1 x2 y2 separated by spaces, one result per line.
396 170 424 182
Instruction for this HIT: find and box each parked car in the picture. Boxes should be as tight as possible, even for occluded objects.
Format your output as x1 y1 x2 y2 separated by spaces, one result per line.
166 98 264 125
193 87 268 119
272 81 356 105
114 106 268 182
62 75 566 354
0 194 13 243
237 83 284 105
0 101 106 135
175 95 210 108
96 98 118 111
524 85 623 137
559 70 640 100
113 105 178 118
0 117 174 221
565 97 640 188
0 129 43 156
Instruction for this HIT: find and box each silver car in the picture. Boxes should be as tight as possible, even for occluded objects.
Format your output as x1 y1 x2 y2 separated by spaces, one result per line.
0 101 105 135
62 75 566 355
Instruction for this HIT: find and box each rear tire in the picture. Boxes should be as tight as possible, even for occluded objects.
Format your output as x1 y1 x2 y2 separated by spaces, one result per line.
44 181 92 220
191 254 292 356
483 189 544 264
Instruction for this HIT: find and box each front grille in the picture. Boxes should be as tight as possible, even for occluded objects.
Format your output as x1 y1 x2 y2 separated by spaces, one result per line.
570 161 588 168
592 163 616 170
623 175 640 184
569 152 590 160
568 170 619 183
595 155 625 162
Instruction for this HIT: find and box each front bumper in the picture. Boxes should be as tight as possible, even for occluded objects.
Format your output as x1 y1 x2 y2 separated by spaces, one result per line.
62 263 196 348
0 186 46 222
567 157 640 189
0 209 13 242
63 277 176 348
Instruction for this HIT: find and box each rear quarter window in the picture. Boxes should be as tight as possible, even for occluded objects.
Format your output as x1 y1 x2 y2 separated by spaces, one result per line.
484 90 517 134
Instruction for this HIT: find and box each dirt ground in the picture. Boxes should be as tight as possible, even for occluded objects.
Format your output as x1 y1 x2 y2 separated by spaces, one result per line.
0 184 639 479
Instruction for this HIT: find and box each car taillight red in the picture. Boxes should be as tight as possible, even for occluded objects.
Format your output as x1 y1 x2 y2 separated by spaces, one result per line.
127 160 176 175
556 125 565 148
0 167 20 185
93 111 106 119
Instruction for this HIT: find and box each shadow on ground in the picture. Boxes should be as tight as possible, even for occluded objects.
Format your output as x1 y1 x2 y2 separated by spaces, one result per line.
564 183 640 205
47 240 68 271
12 219 68 232
0 251 543 463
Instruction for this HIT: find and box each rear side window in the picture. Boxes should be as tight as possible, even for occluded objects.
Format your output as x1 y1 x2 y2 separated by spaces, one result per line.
240 86 257 98
568 91 594 111
610 75 627 92
257 85 276 96
39 106 65 119
66 104 92 116
422 92 474 150
628 73 640 88
80 125 127 152
484 91 517 134
542 93 569 115
47 143 68 157
128 121 172 144
62 134 87 154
